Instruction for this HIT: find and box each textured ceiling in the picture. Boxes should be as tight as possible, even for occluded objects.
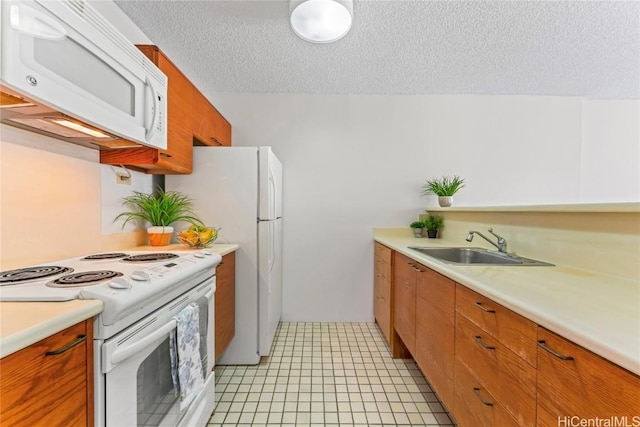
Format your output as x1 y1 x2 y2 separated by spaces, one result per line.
114 0 640 99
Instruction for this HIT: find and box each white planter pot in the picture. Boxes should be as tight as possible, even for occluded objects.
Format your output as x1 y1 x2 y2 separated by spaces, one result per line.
438 196 453 207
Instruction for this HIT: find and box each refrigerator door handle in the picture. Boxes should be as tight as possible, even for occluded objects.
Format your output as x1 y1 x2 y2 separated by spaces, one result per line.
269 169 276 220
269 221 276 277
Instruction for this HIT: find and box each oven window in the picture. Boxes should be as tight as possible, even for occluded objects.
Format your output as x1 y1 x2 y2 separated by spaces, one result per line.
137 337 178 427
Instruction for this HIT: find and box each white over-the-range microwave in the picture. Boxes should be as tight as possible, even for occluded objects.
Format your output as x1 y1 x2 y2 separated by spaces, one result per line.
0 0 167 150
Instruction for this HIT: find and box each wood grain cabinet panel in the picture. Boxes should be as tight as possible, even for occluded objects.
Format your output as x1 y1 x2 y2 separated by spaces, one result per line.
537 327 640 426
453 359 520 427
456 314 536 426
100 45 193 174
193 89 232 147
415 266 455 411
393 252 418 356
374 242 393 345
456 284 537 367
0 320 94 427
215 252 236 362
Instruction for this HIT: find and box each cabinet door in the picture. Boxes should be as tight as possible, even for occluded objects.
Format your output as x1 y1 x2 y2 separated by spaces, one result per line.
415 266 455 411
374 242 392 345
215 252 236 362
100 45 193 174
193 89 232 147
0 320 93 427
537 327 640 425
393 252 417 355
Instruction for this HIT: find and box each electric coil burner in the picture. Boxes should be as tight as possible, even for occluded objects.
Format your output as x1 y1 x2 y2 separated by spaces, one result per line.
0 266 74 286
121 253 179 263
81 253 129 260
47 270 123 288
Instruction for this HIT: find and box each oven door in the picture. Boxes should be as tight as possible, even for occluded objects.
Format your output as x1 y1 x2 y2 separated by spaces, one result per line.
99 280 214 427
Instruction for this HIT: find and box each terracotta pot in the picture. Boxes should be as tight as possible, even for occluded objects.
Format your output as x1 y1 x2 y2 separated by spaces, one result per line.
147 226 174 246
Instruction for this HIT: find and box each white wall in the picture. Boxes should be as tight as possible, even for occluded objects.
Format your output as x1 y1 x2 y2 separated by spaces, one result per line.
581 100 640 202
203 93 639 321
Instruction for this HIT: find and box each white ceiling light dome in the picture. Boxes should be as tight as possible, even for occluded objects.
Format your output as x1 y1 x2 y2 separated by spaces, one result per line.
290 0 353 43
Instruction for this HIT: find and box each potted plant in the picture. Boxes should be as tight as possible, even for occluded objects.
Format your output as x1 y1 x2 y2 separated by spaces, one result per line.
410 220 425 238
115 186 204 246
423 214 444 238
421 175 465 207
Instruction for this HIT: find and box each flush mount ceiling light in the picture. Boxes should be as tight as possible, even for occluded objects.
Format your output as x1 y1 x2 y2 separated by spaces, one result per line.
290 0 353 43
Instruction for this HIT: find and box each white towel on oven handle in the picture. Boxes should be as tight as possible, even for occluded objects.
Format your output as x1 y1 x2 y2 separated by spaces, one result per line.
171 302 205 411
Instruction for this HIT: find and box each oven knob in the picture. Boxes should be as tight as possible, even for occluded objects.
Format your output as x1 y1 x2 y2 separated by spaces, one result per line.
109 277 132 289
202 250 213 256
194 252 205 258
131 271 151 281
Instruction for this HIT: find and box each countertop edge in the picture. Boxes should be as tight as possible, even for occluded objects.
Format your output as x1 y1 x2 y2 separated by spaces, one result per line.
374 234 640 377
0 300 104 359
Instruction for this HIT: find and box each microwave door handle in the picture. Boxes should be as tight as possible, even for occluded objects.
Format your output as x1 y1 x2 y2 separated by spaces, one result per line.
110 319 176 366
10 4 67 40
144 77 159 142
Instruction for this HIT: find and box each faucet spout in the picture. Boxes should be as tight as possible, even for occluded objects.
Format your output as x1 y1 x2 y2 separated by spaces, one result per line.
466 229 508 253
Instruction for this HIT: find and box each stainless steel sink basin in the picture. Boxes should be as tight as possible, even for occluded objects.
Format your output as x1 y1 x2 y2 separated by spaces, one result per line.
408 247 554 266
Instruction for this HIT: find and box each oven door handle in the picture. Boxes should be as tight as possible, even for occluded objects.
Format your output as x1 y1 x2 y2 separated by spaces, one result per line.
110 319 177 366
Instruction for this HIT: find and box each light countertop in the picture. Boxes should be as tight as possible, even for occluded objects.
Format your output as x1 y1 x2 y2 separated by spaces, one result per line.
0 299 103 358
374 228 640 376
133 243 239 257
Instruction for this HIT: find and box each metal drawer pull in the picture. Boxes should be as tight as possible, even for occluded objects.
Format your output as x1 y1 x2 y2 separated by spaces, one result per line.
472 388 493 406
45 335 87 356
537 340 574 360
475 302 496 313
474 335 496 350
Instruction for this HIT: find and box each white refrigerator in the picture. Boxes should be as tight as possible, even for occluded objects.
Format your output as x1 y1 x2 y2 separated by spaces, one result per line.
167 146 283 365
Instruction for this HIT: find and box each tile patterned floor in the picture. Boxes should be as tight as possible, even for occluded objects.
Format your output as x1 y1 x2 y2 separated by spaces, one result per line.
209 322 456 426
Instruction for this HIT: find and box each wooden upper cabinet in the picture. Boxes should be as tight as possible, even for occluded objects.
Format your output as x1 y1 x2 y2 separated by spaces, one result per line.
192 89 232 147
100 45 193 174
537 327 640 425
1 320 94 427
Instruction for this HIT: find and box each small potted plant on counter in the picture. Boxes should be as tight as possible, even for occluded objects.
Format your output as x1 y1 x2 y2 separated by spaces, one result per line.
115 186 204 246
423 214 444 238
422 175 465 207
410 220 425 238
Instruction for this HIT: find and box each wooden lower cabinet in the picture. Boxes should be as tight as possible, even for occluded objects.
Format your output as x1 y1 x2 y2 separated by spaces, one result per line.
0 320 94 427
454 359 520 427
415 266 455 411
393 252 418 356
215 251 236 362
374 242 393 345
537 327 640 425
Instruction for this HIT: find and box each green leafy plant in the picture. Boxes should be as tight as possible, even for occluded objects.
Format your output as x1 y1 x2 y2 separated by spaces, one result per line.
115 186 204 228
410 220 425 229
422 175 465 197
423 214 444 231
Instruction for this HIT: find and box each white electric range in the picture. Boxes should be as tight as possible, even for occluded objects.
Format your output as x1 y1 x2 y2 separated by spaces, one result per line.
0 250 222 427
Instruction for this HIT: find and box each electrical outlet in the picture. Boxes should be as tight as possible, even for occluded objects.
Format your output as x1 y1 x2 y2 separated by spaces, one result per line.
116 173 131 185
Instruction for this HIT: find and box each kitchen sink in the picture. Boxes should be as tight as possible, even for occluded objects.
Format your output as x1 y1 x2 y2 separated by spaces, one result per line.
408 247 554 266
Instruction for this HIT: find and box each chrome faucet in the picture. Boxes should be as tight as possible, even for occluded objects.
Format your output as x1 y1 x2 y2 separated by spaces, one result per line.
466 228 508 253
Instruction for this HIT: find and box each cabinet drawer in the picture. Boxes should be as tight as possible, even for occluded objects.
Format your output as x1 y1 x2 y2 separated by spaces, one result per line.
453 360 520 427
0 321 91 427
456 314 536 426
537 327 640 425
456 284 537 367
374 242 392 264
